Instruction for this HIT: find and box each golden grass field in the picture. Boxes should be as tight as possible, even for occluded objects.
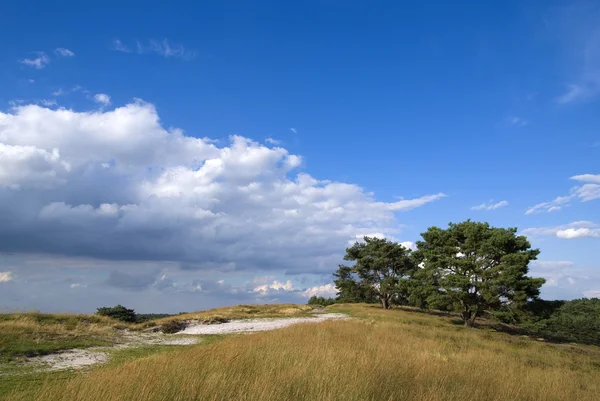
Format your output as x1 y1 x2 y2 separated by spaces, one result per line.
2 303 600 401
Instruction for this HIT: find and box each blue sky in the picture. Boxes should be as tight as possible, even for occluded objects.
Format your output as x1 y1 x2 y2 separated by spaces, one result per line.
0 0 598 312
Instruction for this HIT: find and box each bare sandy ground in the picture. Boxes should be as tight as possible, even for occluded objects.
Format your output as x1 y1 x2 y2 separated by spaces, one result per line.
27 313 347 371
29 334 200 371
181 313 349 335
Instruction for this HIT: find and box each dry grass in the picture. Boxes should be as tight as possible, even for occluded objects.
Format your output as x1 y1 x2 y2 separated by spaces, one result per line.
155 303 313 323
10 304 600 401
139 303 315 329
0 313 122 361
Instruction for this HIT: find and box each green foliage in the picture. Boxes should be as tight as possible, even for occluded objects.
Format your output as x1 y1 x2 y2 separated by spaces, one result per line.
523 298 600 346
335 237 416 309
307 296 336 306
96 305 137 323
333 264 379 304
415 220 544 326
135 314 174 323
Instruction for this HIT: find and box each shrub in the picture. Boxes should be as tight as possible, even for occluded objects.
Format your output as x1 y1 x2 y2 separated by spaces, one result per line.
160 320 187 334
96 305 137 323
308 296 336 307
526 298 600 346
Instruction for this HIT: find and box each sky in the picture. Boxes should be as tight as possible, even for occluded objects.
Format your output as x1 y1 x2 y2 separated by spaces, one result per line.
0 0 598 313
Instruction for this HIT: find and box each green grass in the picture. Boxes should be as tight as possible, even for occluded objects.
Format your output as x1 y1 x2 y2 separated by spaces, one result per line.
0 313 122 362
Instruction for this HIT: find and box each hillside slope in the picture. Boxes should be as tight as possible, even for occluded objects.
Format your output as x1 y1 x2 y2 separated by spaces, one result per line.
6 303 599 401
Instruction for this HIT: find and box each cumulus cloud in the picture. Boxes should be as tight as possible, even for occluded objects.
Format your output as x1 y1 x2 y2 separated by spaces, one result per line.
526 174 600 214
584 290 600 298
471 200 509 211
530 260 576 287
556 228 600 239
93 93 111 106
254 279 294 295
399 241 416 251
301 283 337 298
0 144 71 189
0 272 13 283
522 221 600 239
55 48 75 57
0 102 445 280
19 52 50 69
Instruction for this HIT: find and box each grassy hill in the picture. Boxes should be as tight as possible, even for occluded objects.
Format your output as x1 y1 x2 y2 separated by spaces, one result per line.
2 304 600 400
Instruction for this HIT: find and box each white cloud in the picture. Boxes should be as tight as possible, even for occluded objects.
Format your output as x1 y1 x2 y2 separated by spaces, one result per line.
301 283 337 298
556 228 600 239
290 128 297 134
522 221 600 239
70 283 87 289
0 272 13 283
28 79 35 84
52 89 65 97
529 260 577 288
112 39 130 53
93 93 111 106
399 241 416 251
0 144 71 189
254 280 294 295
20 52 50 69
584 290 600 298
507 117 528 127
265 138 281 145
136 39 196 60
526 195 572 214
571 174 600 184
525 174 600 214
55 48 75 57
471 200 509 211
0 101 445 278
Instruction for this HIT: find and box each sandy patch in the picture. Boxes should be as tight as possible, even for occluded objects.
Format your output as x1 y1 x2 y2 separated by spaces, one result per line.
181 313 348 335
28 334 200 371
25 313 347 371
34 349 108 370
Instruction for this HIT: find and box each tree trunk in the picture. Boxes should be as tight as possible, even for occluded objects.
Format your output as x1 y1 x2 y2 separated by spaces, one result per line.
462 310 473 327
381 297 390 309
462 309 478 327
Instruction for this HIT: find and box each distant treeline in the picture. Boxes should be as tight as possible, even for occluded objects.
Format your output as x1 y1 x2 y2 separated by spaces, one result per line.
308 220 600 346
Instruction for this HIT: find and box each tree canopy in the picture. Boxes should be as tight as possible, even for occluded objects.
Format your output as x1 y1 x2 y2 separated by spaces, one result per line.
96 304 137 322
334 237 416 309
414 220 545 326
332 220 547 328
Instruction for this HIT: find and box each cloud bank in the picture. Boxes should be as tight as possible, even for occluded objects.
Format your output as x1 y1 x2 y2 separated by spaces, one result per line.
0 101 445 280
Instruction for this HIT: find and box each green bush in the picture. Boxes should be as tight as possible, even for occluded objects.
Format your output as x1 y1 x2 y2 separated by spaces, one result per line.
308 296 336 307
96 305 137 323
526 298 600 346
